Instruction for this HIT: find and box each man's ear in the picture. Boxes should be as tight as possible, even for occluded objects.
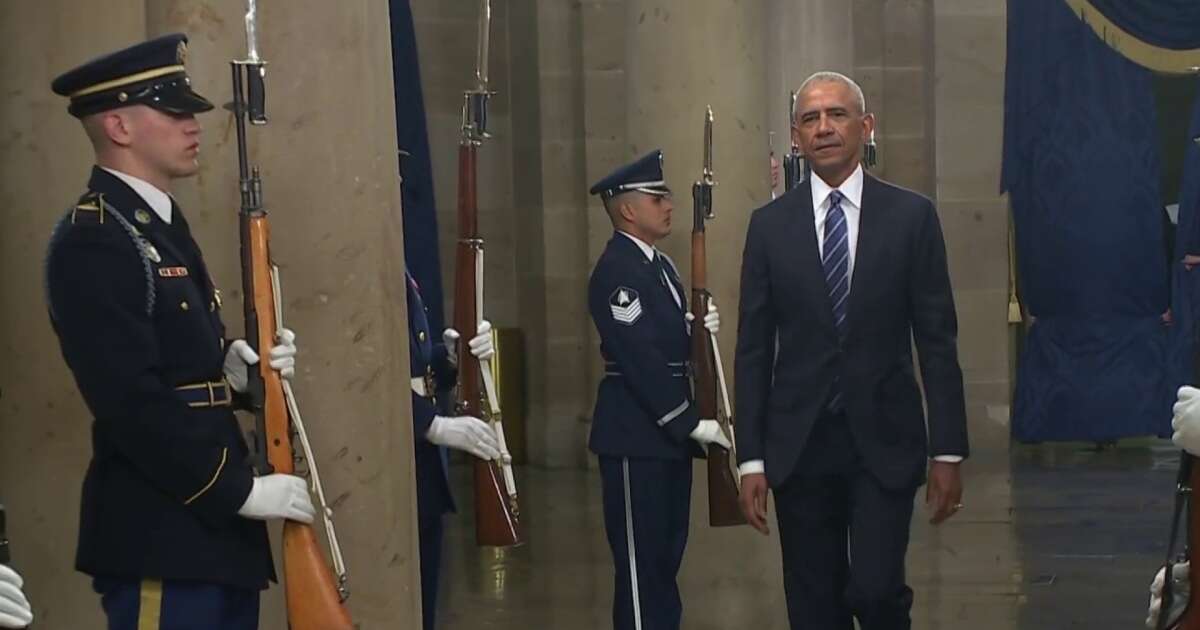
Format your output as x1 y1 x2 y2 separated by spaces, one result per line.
102 110 135 147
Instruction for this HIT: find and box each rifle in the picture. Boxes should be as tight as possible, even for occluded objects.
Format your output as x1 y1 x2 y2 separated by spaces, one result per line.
453 0 523 548
691 107 744 527
783 90 808 192
1155 127 1200 630
232 2 352 627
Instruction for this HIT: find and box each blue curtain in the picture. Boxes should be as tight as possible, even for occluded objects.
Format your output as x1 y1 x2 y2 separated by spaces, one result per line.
390 0 446 333
1003 0 1185 442
1082 0 1200 51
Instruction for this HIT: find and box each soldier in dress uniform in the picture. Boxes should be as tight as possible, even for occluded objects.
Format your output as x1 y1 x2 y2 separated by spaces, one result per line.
45 33 316 629
587 149 728 630
404 267 503 630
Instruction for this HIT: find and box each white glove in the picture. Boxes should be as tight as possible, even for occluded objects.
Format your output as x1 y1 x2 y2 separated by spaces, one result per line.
427 415 507 462
685 302 721 335
223 328 298 392
237 474 315 524
690 419 732 449
0 565 32 629
1172 386 1200 455
444 320 495 368
1147 561 1189 628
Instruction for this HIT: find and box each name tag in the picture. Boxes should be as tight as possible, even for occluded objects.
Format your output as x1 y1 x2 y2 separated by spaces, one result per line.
158 267 189 278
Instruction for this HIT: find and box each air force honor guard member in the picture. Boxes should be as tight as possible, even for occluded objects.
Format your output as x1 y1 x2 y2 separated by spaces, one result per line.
588 150 726 630
46 34 315 629
404 268 503 630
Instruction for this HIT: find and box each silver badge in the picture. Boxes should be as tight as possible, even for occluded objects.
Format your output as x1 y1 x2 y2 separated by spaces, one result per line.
134 209 152 225
143 243 162 263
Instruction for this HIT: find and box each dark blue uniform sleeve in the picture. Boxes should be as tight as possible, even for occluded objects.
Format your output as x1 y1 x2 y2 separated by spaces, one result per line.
589 268 699 442
47 228 252 527
734 210 775 465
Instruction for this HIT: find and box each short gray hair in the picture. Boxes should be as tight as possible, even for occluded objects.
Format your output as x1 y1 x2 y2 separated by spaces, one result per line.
793 71 867 118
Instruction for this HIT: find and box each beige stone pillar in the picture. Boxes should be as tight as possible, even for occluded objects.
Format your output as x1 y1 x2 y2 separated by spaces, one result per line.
1 1 422 626
766 0 856 172
0 3 145 627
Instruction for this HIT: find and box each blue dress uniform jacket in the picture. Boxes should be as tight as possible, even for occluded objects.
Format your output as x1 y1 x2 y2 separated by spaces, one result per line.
45 167 273 591
405 270 457 630
406 271 456 520
588 232 702 460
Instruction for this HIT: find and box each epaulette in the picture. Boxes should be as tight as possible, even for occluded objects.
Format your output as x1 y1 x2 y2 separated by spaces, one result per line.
70 191 106 224
46 193 157 319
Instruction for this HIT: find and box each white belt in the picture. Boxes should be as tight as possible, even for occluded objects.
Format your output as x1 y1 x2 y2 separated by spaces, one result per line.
411 376 430 398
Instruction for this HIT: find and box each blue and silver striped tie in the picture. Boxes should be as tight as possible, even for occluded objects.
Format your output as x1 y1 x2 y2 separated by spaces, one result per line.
822 190 849 410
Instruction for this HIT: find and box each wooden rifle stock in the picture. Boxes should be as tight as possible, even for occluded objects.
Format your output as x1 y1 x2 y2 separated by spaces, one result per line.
232 16 351 624
691 106 744 527
243 219 353 630
454 140 523 547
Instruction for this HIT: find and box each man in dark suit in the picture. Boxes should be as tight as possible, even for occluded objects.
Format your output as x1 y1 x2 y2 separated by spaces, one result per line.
734 71 969 630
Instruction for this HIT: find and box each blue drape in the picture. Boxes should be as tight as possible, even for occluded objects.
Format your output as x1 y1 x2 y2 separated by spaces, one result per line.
1081 0 1200 51
1003 0 1183 442
390 0 446 333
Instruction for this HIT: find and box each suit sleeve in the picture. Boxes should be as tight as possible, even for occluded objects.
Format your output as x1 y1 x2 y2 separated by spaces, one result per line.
589 269 700 442
909 201 969 459
734 210 775 465
47 228 252 527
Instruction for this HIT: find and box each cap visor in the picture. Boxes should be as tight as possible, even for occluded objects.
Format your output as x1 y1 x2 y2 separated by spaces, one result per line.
151 86 214 114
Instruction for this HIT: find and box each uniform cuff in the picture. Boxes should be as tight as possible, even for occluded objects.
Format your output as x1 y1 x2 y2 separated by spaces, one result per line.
932 455 963 463
738 459 765 477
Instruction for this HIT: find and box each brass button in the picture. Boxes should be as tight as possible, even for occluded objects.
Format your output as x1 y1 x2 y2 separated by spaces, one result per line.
209 301 215 312
180 301 189 311
418 331 427 342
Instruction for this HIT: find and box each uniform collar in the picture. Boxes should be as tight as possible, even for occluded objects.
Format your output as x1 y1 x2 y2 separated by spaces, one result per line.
810 163 864 210
617 230 660 262
99 166 173 224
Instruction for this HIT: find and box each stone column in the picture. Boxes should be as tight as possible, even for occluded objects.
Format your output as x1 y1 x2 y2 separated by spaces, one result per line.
624 1 785 625
0 0 423 625
766 0 856 174
0 3 146 627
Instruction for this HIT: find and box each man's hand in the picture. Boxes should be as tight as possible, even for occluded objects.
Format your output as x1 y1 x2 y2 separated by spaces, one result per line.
926 460 963 525
0 564 32 629
684 302 721 335
770 155 781 190
444 320 495 368
1174 386 1200 456
1147 561 1190 628
739 472 771 536
223 327 298 392
689 420 731 449
427 415 506 462
237 474 315 524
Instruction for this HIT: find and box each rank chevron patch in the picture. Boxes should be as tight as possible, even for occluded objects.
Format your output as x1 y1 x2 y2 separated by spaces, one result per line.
609 286 643 325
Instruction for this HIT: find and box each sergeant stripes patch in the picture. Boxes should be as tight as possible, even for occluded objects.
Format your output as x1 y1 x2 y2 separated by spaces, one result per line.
610 287 643 325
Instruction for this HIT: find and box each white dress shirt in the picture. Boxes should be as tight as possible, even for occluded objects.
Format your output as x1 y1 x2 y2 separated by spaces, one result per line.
738 165 959 478
617 231 683 309
101 167 173 224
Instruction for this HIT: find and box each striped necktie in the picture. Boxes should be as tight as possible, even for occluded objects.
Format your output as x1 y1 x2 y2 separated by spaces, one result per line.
822 189 849 410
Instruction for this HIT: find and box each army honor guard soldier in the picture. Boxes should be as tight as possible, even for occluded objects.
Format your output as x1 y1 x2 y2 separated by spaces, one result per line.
46 34 315 629
587 150 725 630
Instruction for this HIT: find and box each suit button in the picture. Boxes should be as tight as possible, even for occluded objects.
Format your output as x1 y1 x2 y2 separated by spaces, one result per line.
180 301 190 311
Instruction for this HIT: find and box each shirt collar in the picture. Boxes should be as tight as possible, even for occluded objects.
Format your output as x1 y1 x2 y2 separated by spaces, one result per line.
617 230 659 262
100 167 173 224
810 163 864 211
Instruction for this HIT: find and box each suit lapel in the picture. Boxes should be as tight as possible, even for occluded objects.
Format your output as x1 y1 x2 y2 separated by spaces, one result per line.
846 173 882 335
